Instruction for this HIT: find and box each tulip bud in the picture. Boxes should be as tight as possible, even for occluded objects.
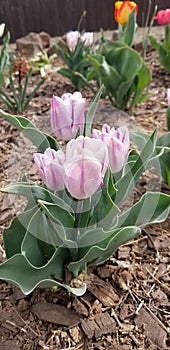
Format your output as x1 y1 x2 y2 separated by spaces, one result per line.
155 9 170 25
0 23 5 38
64 136 109 199
81 32 94 46
92 124 129 173
65 31 80 52
114 1 138 26
51 92 86 141
33 148 65 191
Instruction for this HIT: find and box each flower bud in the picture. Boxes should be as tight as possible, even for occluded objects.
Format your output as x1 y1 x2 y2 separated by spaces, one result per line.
81 32 94 46
65 30 80 52
92 124 129 173
114 1 138 26
64 136 109 199
51 92 86 141
155 9 170 25
0 23 5 37
33 148 65 191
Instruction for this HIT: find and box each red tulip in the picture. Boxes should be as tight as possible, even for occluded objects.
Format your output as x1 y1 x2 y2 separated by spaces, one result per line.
155 9 170 25
114 1 138 26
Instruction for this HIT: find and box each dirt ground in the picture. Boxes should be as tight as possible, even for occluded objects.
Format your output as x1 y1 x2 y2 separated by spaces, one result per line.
0 35 170 350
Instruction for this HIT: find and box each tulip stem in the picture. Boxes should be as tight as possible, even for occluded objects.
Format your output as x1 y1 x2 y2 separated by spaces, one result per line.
71 200 84 261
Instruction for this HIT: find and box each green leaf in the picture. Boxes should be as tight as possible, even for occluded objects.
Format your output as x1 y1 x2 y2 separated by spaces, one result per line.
68 226 140 276
149 36 161 51
123 9 136 47
0 249 86 296
38 200 75 228
0 109 59 152
118 192 170 228
85 84 104 137
3 206 37 258
114 129 158 205
88 169 119 229
0 182 74 213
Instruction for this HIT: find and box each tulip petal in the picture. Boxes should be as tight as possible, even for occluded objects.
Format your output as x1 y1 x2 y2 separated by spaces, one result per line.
65 158 103 199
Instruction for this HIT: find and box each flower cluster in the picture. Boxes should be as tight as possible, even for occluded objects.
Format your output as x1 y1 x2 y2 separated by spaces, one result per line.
34 92 129 200
65 30 93 52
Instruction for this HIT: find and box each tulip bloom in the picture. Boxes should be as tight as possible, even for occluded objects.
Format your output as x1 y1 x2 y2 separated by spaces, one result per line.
92 124 129 173
33 148 65 191
51 92 86 141
81 32 94 46
64 136 109 199
0 23 5 37
155 9 170 25
114 1 138 26
65 31 80 52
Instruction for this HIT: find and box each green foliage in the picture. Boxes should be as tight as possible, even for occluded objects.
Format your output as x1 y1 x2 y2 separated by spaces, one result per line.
149 24 170 73
54 38 94 90
88 41 152 110
0 105 170 295
0 68 45 113
156 132 170 186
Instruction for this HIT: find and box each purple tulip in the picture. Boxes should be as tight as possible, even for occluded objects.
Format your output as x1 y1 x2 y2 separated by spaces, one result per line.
64 136 109 199
65 30 80 52
33 148 65 191
51 92 86 141
92 124 129 173
81 32 94 46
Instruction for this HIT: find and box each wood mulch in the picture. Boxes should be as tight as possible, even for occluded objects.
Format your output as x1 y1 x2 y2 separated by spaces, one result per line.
0 36 170 350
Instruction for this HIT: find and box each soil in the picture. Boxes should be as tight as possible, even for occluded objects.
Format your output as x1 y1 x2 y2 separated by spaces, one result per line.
0 35 170 350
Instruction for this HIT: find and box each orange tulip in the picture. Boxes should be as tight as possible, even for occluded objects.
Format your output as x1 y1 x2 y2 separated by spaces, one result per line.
115 1 138 26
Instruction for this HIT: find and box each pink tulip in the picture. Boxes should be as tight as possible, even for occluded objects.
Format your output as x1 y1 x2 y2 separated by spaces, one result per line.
64 136 109 199
33 148 65 191
51 92 86 141
167 88 170 106
92 124 129 173
81 32 94 46
155 9 170 25
65 30 80 52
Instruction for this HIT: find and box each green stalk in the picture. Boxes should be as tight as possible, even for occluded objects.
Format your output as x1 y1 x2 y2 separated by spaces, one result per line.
166 106 170 131
0 93 15 111
20 69 32 111
23 77 44 111
142 3 158 58
71 200 84 261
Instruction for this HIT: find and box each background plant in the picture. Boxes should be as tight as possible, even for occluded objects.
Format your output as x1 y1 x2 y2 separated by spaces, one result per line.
53 30 95 90
28 52 57 77
114 1 138 47
0 88 169 296
149 9 170 73
0 52 45 113
88 41 152 110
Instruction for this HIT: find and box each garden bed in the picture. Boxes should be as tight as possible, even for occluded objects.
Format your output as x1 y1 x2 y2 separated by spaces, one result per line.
0 36 170 350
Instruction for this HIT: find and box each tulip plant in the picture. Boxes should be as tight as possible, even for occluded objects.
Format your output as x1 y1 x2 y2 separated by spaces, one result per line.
0 88 170 296
54 30 94 90
88 41 151 110
149 9 170 73
114 1 138 47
